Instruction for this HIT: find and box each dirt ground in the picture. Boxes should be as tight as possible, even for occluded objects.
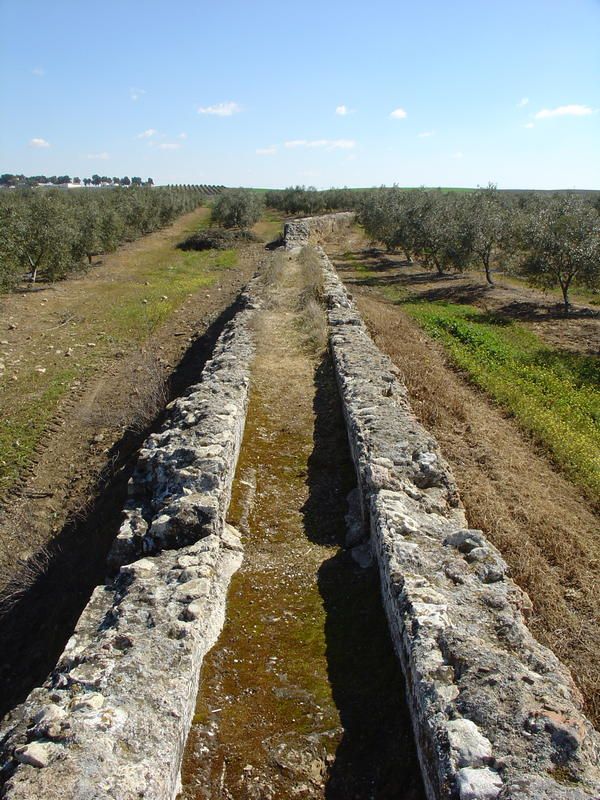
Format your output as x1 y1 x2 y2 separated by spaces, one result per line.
181 252 424 799
338 238 599 355
0 211 265 592
0 211 272 717
325 231 600 726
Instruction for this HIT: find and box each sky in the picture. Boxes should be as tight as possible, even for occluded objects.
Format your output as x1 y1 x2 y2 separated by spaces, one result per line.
1 0 599 189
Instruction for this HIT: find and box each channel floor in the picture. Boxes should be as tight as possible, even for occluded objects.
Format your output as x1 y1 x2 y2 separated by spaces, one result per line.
180 253 424 799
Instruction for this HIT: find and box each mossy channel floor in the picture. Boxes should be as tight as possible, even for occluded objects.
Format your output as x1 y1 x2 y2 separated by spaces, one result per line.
180 254 424 799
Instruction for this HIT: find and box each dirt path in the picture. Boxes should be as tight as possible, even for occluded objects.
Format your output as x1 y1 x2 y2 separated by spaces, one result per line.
180 253 424 799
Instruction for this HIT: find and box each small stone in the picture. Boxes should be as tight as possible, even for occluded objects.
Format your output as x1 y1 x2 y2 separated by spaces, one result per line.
176 578 209 600
445 530 485 554
121 557 157 576
70 692 105 712
14 742 58 768
222 523 243 551
447 718 493 767
182 599 206 620
457 767 503 799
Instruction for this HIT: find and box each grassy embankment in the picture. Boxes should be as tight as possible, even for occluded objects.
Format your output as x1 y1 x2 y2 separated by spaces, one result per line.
0 207 237 496
352 262 599 502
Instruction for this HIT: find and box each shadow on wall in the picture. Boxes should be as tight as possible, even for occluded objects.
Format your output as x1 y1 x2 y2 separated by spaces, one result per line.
302 354 425 799
0 296 244 720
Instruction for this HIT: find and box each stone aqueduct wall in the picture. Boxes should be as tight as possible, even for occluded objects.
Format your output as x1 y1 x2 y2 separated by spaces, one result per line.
287 213 598 799
286 212 600 798
0 279 261 799
283 211 355 250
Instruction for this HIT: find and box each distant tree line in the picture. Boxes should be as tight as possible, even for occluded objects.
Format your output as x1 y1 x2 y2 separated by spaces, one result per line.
0 185 213 290
0 174 156 188
265 185 600 313
357 186 600 312
265 186 365 215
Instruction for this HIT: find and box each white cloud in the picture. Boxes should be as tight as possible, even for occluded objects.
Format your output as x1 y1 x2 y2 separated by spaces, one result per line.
87 152 110 160
29 137 50 148
284 139 356 150
418 130 435 138
534 104 593 119
524 122 535 129
130 87 146 101
158 142 181 150
517 97 529 108
198 101 241 116
177 132 188 139
137 128 157 139
390 107 407 119
256 146 277 155
31 67 44 77
451 151 464 159
336 104 355 115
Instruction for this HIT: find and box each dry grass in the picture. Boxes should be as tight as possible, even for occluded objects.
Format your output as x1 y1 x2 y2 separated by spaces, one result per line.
356 292 600 726
127 353 169 435
261 251 288 309
297 247 327 353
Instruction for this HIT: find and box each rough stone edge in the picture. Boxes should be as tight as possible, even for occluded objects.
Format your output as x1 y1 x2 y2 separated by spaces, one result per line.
283 211 355 252
316 243 600 800
0 275 262 799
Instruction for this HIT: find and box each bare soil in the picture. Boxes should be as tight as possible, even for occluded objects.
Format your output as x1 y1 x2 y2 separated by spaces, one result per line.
325 232 600 726
338 239 599 354
0 210 259 589
181 253 424 799
0 212 265 717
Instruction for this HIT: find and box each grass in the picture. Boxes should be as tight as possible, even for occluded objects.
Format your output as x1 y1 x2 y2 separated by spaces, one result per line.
251 208 284 243
0 205 238 496
394 298 600 501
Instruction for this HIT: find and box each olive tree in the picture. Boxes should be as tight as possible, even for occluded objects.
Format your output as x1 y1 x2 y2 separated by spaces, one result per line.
211 189 264 229
12 192 81 283
466 184 509 285
517 195 600 313
414 192 473 275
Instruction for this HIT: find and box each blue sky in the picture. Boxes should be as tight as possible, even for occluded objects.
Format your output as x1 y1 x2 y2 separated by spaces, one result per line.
1 0 599 188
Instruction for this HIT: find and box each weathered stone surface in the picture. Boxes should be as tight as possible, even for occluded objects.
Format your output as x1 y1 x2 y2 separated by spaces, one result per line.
0 277 261 799
283 212 355 251
306 233 600 800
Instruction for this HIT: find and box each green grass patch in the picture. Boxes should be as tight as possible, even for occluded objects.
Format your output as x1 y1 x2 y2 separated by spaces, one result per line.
0 242 237 495
104 248 236 341
399 299 600 500
0 367 77 492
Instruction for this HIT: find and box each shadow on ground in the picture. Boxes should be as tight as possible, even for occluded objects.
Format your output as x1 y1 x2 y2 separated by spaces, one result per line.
0 295 244 719
302 354 424 800
335 249 599 321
